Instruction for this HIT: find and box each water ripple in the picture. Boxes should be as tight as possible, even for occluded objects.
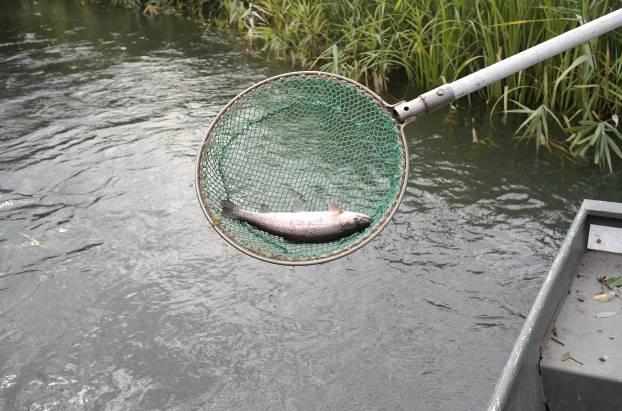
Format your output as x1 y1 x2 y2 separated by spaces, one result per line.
1 2 622 411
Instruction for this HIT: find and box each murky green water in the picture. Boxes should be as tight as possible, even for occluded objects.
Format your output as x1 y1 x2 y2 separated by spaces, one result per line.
1 1 621 410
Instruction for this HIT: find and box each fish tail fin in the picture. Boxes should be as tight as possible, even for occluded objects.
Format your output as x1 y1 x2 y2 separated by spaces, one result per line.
221 199 241 220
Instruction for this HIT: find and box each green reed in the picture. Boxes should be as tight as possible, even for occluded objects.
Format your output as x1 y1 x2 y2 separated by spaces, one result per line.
102 0 217 19
99 0 622 170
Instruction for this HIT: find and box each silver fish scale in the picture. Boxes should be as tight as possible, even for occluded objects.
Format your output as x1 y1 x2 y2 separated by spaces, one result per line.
234 209 367 243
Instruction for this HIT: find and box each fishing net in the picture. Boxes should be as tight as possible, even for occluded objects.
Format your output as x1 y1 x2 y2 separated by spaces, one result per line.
196 72 407 265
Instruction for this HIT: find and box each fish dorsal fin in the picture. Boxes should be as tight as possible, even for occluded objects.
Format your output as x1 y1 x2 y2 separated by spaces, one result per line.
292 199 305 212
260 203 272 213
328 203 342 215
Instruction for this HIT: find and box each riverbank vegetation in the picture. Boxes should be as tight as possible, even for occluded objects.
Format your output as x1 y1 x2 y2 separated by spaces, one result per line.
99 0 622 170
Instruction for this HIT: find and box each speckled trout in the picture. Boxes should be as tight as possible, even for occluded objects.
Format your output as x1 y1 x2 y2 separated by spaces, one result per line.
221 200 372 243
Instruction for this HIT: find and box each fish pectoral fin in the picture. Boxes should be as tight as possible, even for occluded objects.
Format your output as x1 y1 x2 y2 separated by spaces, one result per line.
260 203 272 213
328 203 343 215
292 199 305 212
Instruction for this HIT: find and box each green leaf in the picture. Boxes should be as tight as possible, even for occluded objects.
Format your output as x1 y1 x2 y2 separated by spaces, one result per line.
606 276 622 288
561 352 571 362
553 55 592 102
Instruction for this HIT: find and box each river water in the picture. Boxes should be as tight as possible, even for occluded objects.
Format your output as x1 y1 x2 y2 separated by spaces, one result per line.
1 1 621 410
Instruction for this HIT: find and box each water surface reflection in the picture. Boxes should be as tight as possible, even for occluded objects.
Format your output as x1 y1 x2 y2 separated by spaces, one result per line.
1 1 621 410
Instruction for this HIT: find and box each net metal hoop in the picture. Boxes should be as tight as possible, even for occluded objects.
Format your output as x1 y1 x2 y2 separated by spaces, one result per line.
195 71 408 265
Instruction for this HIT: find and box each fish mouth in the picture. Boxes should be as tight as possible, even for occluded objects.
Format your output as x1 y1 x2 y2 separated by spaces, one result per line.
359 215 372 226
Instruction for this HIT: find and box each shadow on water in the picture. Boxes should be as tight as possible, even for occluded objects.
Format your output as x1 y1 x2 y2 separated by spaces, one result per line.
1 1 622 410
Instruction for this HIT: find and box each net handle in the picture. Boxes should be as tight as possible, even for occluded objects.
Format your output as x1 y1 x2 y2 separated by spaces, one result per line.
393 8 622 122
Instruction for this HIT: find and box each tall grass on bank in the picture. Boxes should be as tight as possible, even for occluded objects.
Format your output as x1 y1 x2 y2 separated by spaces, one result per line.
100 0 622 171
102 0 214 18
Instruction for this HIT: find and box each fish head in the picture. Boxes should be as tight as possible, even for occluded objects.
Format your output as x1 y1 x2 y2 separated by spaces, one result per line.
338 212 368 231
351 212 372 229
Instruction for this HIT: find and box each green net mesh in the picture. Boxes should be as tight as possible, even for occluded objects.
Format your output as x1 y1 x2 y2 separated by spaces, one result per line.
197 72 406 264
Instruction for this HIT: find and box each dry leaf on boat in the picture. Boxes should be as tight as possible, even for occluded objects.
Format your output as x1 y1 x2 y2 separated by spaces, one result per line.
593 291 615 302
